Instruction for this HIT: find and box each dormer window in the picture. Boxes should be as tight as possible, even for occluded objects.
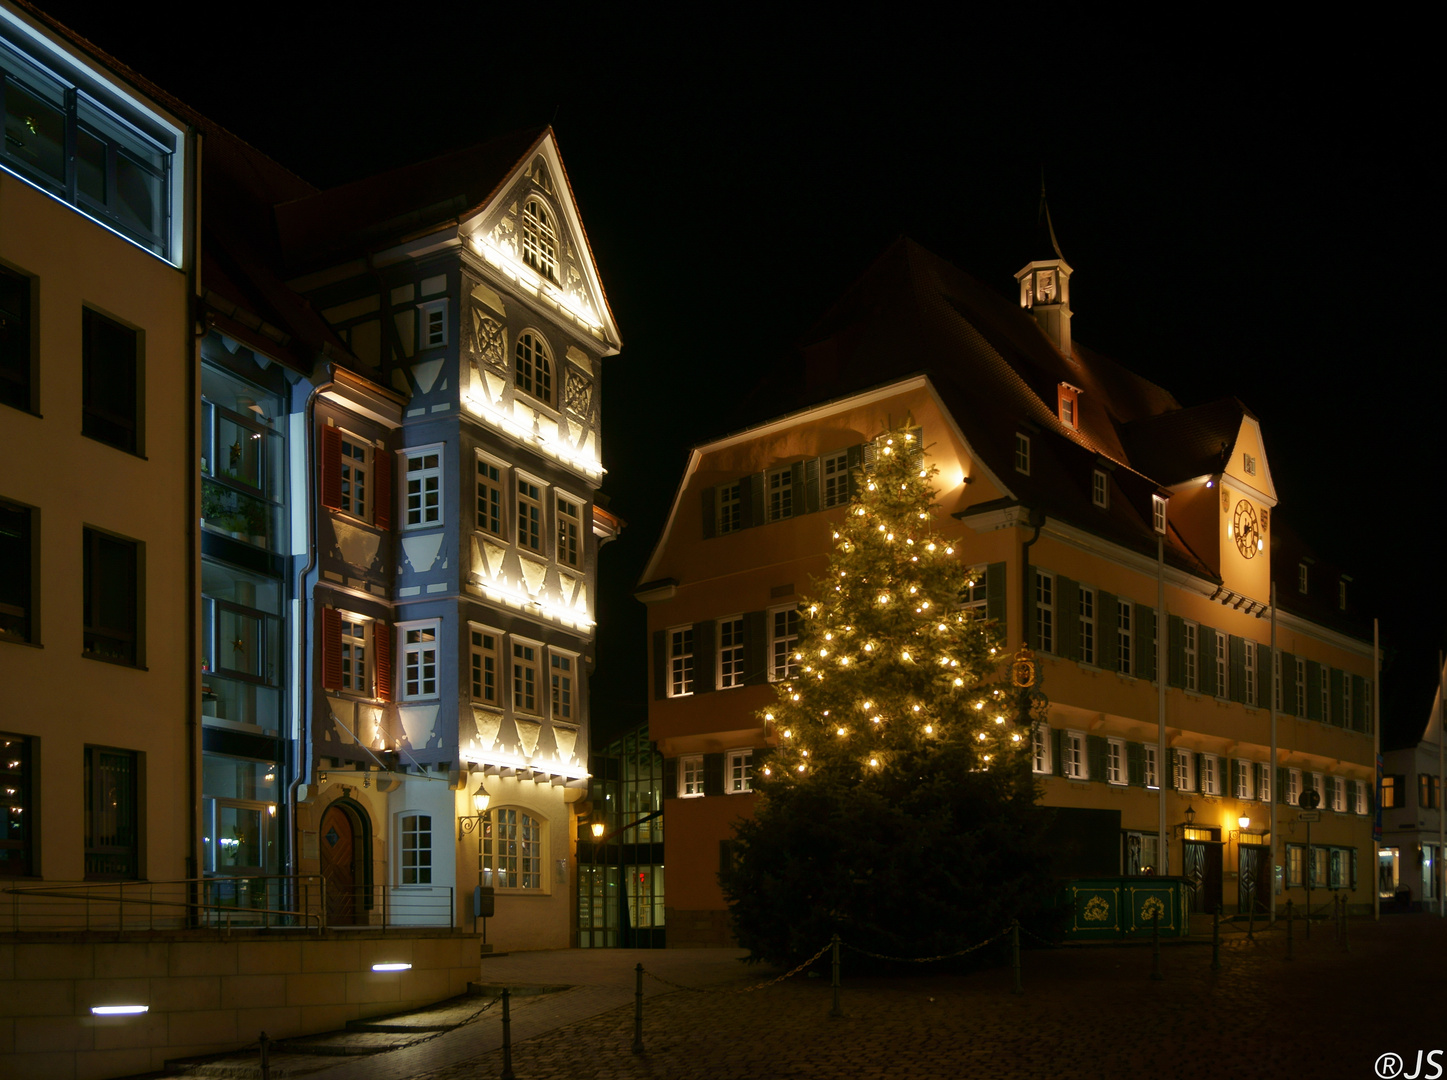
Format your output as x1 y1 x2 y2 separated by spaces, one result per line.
1092 470 1108 509
1058 383 1081 429
1015 433 1031 475
515 330 553 405
1338 577 1349 611
1298 563 1309 594
1152 495 1167 534
522 198 558 282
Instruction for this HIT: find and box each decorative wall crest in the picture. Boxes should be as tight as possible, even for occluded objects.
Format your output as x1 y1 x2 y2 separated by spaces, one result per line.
564 370 593 421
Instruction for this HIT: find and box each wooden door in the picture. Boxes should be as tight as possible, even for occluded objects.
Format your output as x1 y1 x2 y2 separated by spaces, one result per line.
320 804 357 925
1239 844 1271 915
1184 840 1223 914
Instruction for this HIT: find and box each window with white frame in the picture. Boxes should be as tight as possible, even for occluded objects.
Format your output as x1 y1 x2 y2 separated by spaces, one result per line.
767 466 793 522
1062 731 1085 779
1244 640 1257 706
822 451 850 508
481 807 542 890
1338 579 1347 611
1298 562 1308 594
1354 780 1367 815
399 813 432 885
727 749 753 793
1032 724 1050 774
668 627 694 696
770 607 799 681
1184 621 1198 691
1236 759 1253 800
401 623 438 699
1015 433 1031 474
1295 658 1306 717
718 617 745 689
517 477 544 552
1092 470 1108 509
556 494 581 568
521 198 558 282
476 457 506 538
1329 776 1345 812
1174 749 1195 792
962 568 988 617
550 651 574 720
717 483 742 534
512 640 540 714
404 449 442 529
340 437 369 520
679 755 704 797
1310 772 1325 806
515 330 553 404
470 628 499 705
1259 765 1271 803
417 299 448 349
340 616 369 695
1035 571 1054 653
1287 768 1301 807
1320 667 1330 724
1106 739 1125 785
1202 754 1219 796
1117 599 1132 675
1215 631 1227 698
1144 744 1158 789
1079 586 1095 665
1152 495 1166 534
1243 452 1256 475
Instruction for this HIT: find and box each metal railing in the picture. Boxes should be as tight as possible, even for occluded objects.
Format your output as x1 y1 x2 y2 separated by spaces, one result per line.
3 876 456 934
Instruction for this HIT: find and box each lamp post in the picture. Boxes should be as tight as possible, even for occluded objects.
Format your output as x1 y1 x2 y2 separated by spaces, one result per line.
458 778 492 934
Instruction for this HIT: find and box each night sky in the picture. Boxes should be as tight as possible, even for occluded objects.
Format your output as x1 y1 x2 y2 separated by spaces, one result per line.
40 6 1440 744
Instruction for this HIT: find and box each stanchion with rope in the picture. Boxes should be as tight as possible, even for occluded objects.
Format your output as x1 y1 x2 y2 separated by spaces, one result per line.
258 1031 270 1080
1211 905 1221 971
829 934 842 1018
1342 896 1351 952
1011 920 1023 995
1149 910 1164 981
1285 898 1294 961
632 963 645 1054
500 988 515 1080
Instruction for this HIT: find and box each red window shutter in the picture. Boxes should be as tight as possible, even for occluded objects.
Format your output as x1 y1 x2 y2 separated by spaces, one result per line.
321 425 342 511
373 449 392 530
374 622 393 702
322 607 342 690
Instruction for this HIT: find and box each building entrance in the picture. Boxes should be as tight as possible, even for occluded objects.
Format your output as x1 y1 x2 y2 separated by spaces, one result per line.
320 803 359 925
1183 838 1222 914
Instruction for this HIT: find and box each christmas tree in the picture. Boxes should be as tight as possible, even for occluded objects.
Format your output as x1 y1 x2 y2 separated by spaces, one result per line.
722 421 1057 965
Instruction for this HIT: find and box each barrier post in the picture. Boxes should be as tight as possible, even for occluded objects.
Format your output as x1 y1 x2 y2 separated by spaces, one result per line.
1150 910 1164 981
1211 905 1221 971
1012 921 1023 995
1285 899 1294 961
1342 896 1350 952
501 988 515 1079
829 934 843 1018
258 1032 270 1080
632 963 645 1054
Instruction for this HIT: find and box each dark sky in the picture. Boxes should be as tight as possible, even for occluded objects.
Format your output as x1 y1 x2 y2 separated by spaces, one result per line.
43 5 1440 743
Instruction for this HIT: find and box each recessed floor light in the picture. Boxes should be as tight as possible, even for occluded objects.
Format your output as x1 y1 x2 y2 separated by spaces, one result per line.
91 1005 149 1015
371 963 411 972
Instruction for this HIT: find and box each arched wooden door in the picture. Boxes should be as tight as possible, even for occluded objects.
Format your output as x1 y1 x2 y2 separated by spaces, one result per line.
320 804 358 925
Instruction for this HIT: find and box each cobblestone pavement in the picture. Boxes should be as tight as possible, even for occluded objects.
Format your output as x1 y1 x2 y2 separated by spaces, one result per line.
394 915 1446 1080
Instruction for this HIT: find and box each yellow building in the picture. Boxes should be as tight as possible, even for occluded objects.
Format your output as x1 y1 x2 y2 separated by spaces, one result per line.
1 0 195 891
639 236 1376 944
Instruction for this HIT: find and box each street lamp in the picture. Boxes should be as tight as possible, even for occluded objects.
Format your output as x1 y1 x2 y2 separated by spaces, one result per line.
458 777 494 935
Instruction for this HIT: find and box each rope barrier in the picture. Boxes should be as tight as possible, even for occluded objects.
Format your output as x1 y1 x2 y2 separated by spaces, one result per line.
840 924 1015 963
643 938 835 994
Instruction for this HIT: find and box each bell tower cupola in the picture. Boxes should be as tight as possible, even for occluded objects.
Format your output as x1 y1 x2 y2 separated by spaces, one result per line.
1014 185 1074 357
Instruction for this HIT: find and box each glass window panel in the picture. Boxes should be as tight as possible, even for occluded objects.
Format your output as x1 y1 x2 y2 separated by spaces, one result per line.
76 126 106 203
3 77 65 184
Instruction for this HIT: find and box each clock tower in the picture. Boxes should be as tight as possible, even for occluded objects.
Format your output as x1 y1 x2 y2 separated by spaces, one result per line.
1015 188 1074 357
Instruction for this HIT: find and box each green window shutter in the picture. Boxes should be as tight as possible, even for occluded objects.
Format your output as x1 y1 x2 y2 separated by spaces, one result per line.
1127 742 1145 786
662 757 678 800
743 610 769 686
1228 636 1245 703
1281 651 1297 715
738 474 755 528
1277 766 1288 805
1169 749 1179 790
703 753 725 796
1026 572 1039 650
907 426 924 468
1194 753 1205 793
1230 759 1240 796
700 485 717 539
804 458 821 514
1052 728 1065 777
1168 615 1185 689
1087 735 1108 782
1055 576 1079 660
1351 675 1366 733
1329 668 1345 727
789 462 806 516
846 445 864 498
1257 644 1271 708
986 562 1007 638
1198 624 1216 698
1306 660 1322 720
1136 604 1157 682
653 630 667 700
692 621 715 695
1099 591 1119 673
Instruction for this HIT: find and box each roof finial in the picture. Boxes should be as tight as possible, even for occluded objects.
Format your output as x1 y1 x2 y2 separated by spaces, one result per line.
1036 171 1064 262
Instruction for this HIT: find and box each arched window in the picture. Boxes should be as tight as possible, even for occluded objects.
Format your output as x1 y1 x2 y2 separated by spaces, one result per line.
480 807 543 890
521 198 558 282
515 331 553 405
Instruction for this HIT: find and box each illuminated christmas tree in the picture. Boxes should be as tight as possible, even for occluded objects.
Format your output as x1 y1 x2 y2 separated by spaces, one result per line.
722 422 1056 965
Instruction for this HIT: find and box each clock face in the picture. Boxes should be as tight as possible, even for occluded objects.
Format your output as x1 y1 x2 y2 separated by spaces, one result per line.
1233 499 1259 559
